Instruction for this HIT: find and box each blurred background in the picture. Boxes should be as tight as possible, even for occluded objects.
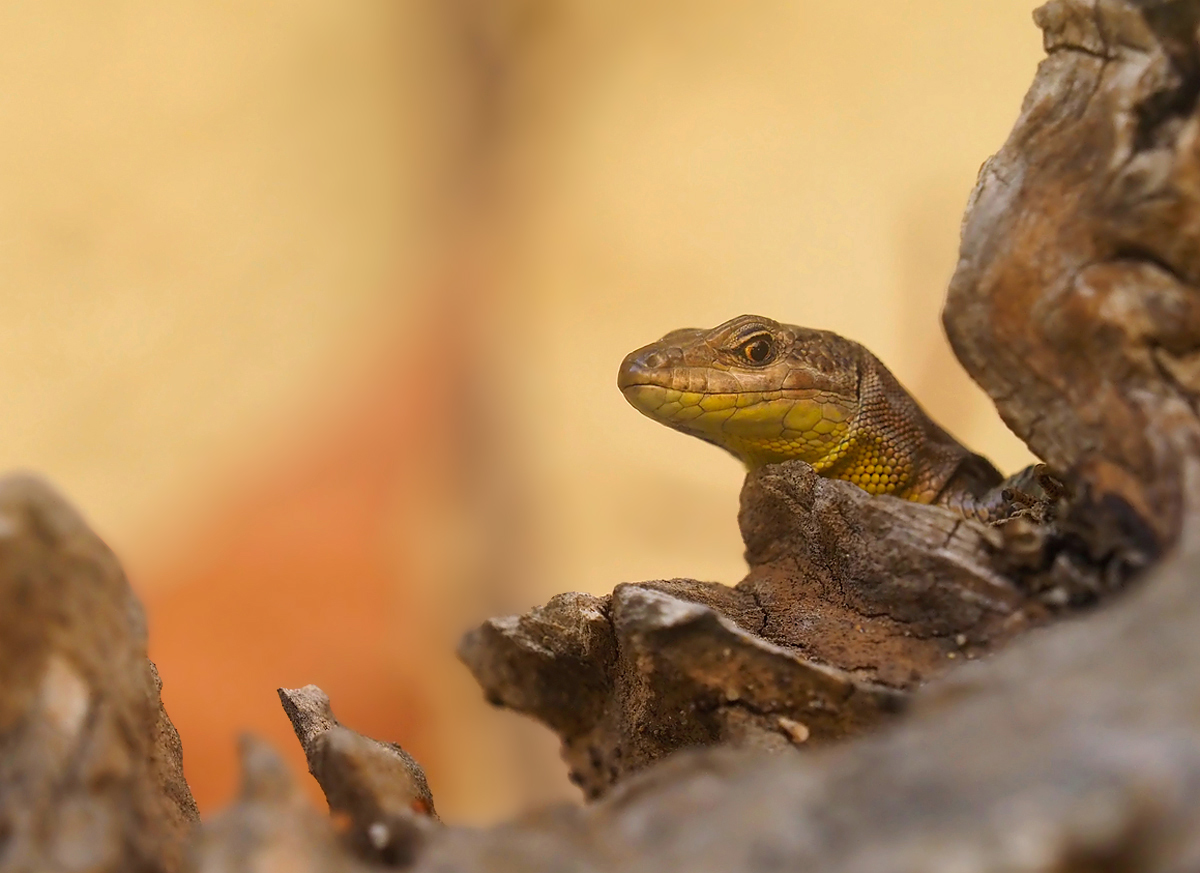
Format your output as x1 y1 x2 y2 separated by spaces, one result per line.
0 1 1042 823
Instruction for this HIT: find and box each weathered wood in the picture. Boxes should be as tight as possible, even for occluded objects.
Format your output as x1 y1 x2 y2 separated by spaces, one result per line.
945 0 1200 554
737 461 1041 686
278 685 438 866
417 503 1200 872
459 462 1044 796
0 475 197 873
460 580 906 799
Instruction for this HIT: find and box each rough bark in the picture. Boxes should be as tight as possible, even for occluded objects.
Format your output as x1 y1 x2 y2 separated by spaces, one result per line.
0 474 198 873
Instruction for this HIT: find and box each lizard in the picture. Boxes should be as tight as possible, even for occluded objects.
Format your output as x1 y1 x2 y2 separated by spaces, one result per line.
617 314 1052 523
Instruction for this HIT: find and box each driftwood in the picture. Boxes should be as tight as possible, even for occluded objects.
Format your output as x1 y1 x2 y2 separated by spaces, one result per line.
6 2 1200 872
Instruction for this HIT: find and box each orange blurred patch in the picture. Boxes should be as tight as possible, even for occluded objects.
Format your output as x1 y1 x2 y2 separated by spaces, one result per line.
144 306 465 812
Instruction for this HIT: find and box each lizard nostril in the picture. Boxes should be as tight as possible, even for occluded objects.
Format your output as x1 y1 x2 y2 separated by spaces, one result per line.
642 351 669 369
618 346 676 391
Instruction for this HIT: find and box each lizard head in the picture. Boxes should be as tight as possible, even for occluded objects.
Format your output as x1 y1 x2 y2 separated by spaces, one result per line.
617 314 862 468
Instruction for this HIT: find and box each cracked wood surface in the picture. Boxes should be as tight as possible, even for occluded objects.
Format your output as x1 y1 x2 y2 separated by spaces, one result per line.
459 462 1041 798
419 505 1200 873
737 461 1040 685
945 0 1200 552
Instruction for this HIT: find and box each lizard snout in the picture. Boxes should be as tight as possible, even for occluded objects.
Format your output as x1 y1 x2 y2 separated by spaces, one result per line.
617 346 679 391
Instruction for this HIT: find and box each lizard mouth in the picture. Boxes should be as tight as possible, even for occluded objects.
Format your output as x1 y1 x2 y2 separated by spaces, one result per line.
617 337 856 468
619 383 683 415
620 383 850 466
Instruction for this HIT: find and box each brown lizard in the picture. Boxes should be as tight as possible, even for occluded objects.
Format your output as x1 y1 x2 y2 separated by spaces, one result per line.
617 314 1048 523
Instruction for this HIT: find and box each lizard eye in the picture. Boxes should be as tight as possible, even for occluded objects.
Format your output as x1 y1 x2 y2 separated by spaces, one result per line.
740 335 775 365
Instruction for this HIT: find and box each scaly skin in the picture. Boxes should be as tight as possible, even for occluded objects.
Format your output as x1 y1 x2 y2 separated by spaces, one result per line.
617 314 1017 522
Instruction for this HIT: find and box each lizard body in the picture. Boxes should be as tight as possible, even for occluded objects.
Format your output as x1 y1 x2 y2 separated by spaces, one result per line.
617 314 1029 523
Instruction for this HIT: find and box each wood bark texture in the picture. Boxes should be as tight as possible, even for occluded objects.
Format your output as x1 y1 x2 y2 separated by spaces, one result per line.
945 0 1200 553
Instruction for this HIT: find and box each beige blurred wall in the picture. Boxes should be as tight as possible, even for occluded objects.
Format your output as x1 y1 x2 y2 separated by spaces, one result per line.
0 2 433 558
0 0 1045 823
